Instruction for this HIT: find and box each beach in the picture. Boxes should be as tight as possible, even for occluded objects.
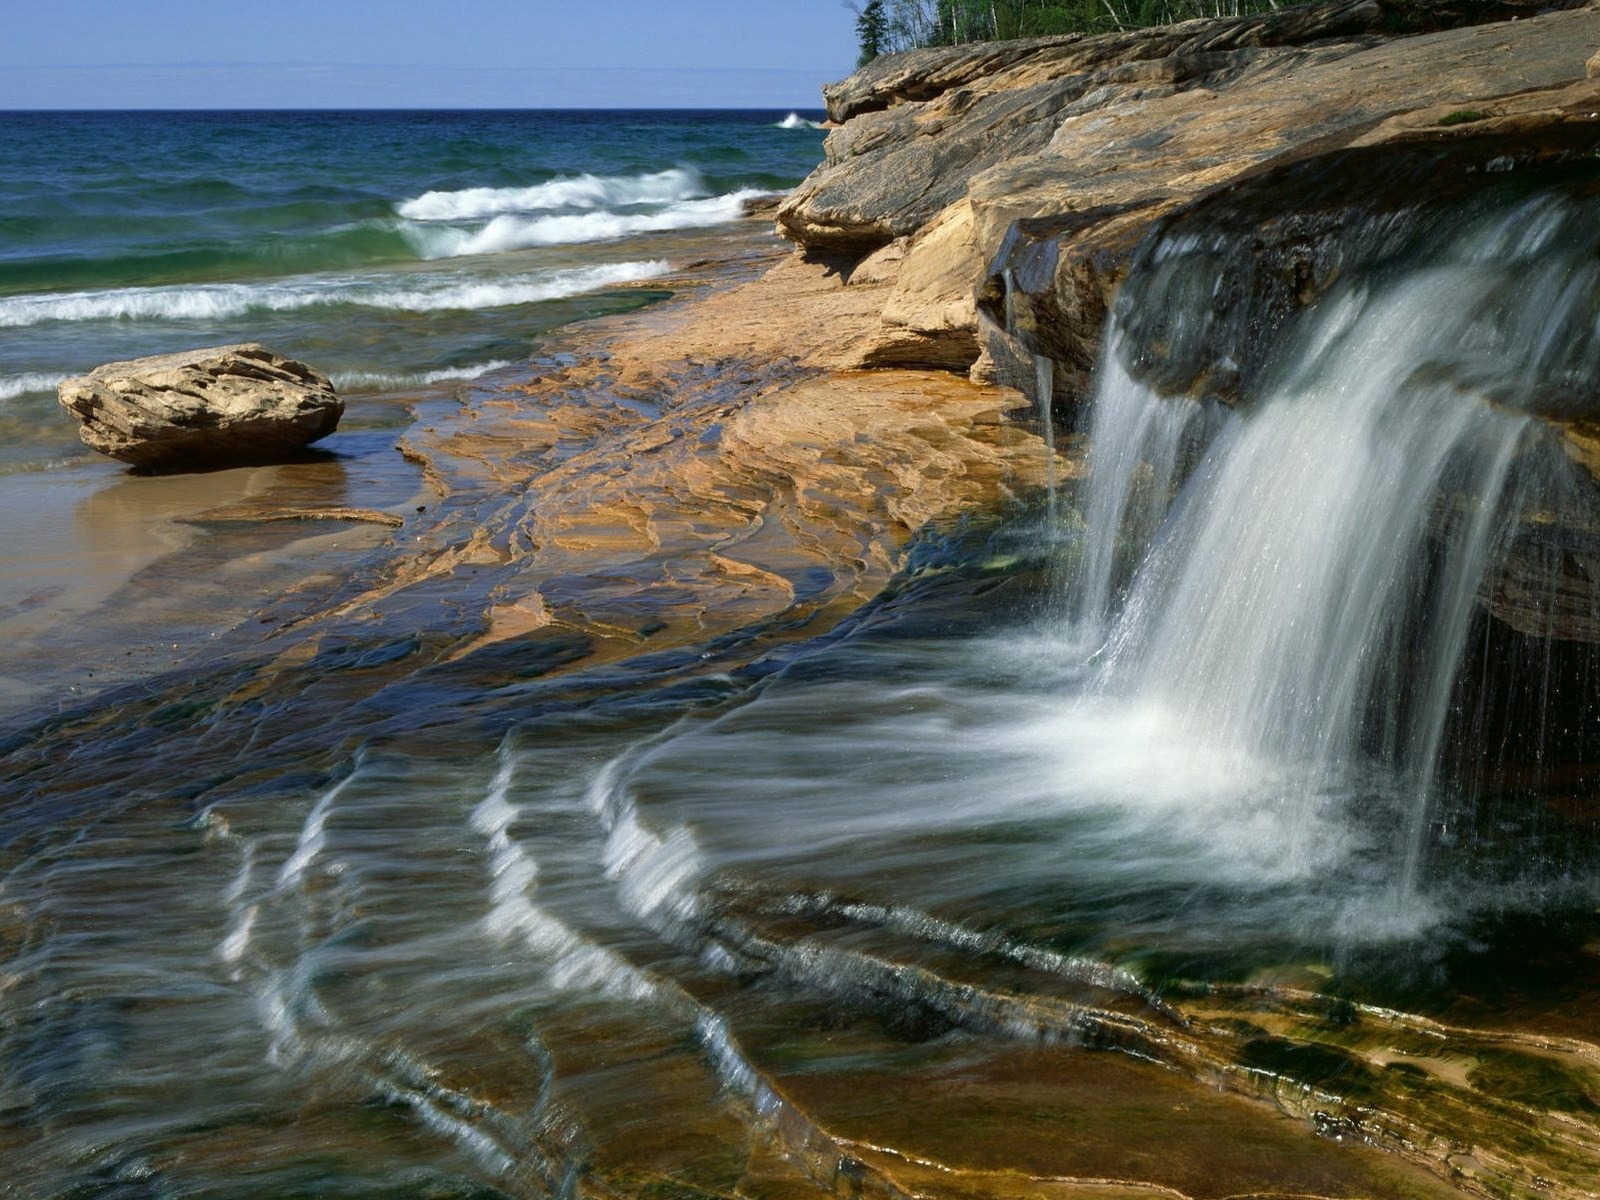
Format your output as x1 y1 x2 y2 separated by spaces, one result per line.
0 110 828 718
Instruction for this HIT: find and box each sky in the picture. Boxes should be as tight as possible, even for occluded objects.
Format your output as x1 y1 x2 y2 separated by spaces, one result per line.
0 0 860 109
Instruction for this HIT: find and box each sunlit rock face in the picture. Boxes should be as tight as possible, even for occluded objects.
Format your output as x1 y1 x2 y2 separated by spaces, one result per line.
779 0 1600 403
785 0 1572 252
58 343 344 470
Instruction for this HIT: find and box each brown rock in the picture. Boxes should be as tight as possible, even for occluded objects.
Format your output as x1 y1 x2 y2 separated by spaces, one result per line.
857 200 984 369
778 0 1600 394
59 343 343 470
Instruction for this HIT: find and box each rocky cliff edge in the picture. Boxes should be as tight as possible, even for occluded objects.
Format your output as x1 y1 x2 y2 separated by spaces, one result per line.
778 0 1600 393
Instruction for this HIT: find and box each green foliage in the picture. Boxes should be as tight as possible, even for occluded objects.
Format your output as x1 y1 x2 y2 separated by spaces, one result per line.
873 0 1284 52
856 0 891 65
1437 108 1491 127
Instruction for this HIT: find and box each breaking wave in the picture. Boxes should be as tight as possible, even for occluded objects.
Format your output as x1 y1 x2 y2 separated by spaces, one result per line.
331 360 516 392
777 113 824 130
397 167 706 222
0 260 672 327
0 372 67 402
404 192 767 259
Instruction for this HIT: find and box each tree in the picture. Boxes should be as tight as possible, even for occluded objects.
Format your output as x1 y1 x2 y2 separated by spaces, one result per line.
855 0 890 65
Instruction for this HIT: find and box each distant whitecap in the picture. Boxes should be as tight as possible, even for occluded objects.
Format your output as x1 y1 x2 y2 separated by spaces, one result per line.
0 260 671 328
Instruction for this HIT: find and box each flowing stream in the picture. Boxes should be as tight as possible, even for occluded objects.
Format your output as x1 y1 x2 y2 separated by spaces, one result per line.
4 187 1600 1196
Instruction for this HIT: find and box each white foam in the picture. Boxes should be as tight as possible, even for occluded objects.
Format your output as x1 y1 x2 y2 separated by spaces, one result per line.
397 167 705 221
413 192 764 258
695 1012 779 1113
377 1081 516 1177
215 836 259 969
0 260 672 327
332 360 515 392
0 372 67 401
603 809 704 925
472 741 656 1002
586 751 706 928
277 768 362 891
218 904 259 966
777 112 824 130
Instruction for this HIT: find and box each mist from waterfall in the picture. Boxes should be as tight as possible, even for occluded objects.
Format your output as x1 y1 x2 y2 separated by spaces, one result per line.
1066 191 1600 895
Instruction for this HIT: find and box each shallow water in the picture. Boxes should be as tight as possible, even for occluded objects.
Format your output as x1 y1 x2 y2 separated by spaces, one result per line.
4 128 1600 1199
5 510 1597 1196
0 109 826 472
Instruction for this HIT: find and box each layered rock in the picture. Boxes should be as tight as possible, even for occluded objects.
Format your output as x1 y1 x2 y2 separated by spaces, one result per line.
775 0 1600 651
778 0 1600 395
59 343 343 470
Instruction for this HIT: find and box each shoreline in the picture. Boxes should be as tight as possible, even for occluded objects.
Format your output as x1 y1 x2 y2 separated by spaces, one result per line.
7 12 1600 1197
0 213 1052 729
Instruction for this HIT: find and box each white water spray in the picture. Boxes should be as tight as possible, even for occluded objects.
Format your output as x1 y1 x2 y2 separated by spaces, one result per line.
1066 194 1599 900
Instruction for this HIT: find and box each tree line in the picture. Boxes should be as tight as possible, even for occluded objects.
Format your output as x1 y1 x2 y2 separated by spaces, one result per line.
856 0 1283 64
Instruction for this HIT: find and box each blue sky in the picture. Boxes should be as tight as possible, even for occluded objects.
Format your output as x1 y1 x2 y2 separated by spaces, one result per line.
0 0 859 109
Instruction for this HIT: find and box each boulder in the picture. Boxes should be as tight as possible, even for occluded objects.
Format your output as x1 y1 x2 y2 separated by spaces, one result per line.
59 344 343 470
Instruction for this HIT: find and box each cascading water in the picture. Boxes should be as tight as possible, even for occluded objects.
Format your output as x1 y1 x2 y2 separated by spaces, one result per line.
1069 190 1600 895
1065 336 1218 646
1032 354 1059 528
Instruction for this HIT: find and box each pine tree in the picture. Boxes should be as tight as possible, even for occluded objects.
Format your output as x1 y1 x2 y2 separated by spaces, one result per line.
856 0 890 65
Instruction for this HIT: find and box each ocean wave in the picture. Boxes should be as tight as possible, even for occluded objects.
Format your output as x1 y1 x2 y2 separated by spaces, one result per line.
332 360 516 392
777 113 824 130
0 372 67 401
407 191 767 259
0 260 672 327
397 167 705 222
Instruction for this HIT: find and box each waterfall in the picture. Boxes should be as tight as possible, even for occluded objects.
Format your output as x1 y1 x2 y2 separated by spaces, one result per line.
1034 354 1059 529
1067 192 1600 886
1066 336 1217 645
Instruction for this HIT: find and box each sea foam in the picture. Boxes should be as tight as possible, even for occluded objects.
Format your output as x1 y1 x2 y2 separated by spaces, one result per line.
0 260 671 327
777 113 824 130
397 167 705 222
331 360 516 392
0 372 68 401
406 192 766 259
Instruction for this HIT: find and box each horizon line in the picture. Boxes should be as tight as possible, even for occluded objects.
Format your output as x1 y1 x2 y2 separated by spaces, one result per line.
0 103 831 114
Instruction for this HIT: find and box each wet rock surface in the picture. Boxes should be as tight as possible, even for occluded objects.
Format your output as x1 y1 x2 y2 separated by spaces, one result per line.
58 342 343 470
776 0 1600 647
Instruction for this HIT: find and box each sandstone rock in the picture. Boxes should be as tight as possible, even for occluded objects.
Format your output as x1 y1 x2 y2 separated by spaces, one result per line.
782 0 1581 254
857 200 984 370
59 343 343 470
778 0 1600 398
818 0 1558 124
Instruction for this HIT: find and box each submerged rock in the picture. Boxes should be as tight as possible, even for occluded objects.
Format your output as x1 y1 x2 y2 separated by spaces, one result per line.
58 343 343 470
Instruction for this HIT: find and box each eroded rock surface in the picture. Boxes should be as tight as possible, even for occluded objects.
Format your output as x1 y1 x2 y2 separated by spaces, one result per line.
779 0 1600 395
774 0 1600 649
59 343 343 470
